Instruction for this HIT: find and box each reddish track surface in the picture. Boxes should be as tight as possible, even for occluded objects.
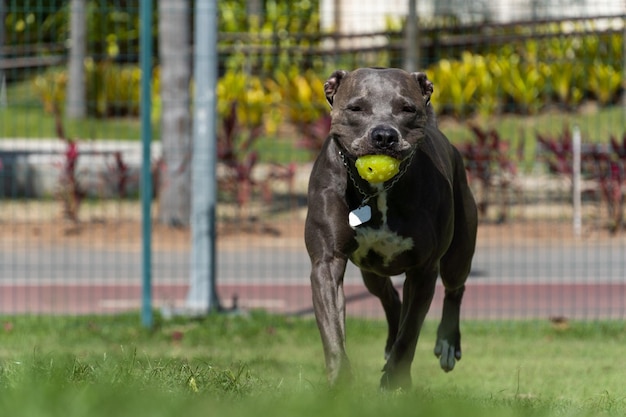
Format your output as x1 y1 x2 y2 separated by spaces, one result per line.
1 281 624 319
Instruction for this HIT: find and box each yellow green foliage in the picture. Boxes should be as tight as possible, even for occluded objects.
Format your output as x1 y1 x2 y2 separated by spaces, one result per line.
33 69 67 114
33 62 149 117
588 62 622 105
217 71 280 134
269 68 327 126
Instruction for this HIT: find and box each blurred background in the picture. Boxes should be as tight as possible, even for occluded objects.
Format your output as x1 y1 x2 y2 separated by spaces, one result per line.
0 0 625 320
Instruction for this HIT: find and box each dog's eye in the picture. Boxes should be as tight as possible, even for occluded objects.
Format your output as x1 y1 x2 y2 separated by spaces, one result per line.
402 104 417 113
347 104 362 112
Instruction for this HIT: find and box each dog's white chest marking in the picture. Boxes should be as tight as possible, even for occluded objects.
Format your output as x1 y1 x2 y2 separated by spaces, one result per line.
351 191 414 268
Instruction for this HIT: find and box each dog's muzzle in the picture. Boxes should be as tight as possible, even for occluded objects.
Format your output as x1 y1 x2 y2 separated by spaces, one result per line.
370 125 399 150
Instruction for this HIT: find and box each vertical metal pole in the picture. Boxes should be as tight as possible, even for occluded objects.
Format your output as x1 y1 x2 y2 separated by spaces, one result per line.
187 0 220 313
0 0 6 108
622 8 626 117
334 0 341 63
404 0 419 71
572 126 582 238
67 0 87 118
139 0 154 328
0 75 6 108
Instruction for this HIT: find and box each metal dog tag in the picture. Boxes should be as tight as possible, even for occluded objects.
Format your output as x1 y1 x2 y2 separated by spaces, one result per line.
349 205 371 228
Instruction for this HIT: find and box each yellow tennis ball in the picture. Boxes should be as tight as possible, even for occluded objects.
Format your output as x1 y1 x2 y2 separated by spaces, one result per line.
355 155 401 183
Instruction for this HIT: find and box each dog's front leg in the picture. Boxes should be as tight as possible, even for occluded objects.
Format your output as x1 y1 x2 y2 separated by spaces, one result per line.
361 271 401 360
310 257 351 385
381 267 438 390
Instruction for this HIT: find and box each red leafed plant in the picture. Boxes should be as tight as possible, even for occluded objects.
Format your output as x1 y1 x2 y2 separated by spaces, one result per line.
54 109 85 222
537 126 626 234
536 125 573 176
218 101 295 221
586 135 626 233
109 151 130 197
295 114 331 153
460 125 519 223
54 108 136 222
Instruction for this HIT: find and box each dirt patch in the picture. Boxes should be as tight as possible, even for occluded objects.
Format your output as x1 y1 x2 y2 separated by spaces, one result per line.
477 219 626 244
0 201 308 252
2 200 624 254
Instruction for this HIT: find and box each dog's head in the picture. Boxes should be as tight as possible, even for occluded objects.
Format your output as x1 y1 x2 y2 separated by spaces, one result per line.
324 68 434 160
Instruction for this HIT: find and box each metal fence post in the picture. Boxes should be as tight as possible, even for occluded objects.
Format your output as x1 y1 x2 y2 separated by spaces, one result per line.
139 0 154 328
187 0 220 313
404 0 419 71
0 0 5 108
67 0 87 118
572 126 582 238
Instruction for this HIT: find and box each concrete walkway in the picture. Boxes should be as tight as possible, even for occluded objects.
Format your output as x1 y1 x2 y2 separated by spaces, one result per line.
0 139 159 198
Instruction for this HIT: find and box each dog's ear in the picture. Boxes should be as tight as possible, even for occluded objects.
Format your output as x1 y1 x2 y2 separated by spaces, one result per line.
411 72 433 106
324 70 348 107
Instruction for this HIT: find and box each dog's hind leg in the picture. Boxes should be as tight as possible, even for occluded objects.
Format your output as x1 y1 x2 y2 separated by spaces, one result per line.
361 271 401 360
436 147 478 372
380 268 438 390
433 284 465 372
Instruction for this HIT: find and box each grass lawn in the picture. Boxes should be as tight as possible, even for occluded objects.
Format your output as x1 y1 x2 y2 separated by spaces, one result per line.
0 105 151 142
0 312 624 416
0 104 313 163
0 79 150 141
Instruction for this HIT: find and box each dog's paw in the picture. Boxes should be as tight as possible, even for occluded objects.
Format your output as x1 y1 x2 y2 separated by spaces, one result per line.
380 366 411 391
434 339 461 372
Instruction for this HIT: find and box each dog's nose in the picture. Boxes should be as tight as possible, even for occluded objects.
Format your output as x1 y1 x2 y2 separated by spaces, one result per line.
370 126 398 149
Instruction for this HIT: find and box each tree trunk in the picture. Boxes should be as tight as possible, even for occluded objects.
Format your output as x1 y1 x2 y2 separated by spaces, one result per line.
66 0 87 119
157 0 192 227
247 0 262 20
0 1 4 53
0 0 6 107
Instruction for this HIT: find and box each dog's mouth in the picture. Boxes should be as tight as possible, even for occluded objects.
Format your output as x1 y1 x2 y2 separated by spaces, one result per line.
338 141 417 190
347 125 415 160
348 140 414 161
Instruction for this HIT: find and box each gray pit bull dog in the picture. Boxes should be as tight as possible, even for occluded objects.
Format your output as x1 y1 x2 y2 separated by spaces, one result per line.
304 68 478 389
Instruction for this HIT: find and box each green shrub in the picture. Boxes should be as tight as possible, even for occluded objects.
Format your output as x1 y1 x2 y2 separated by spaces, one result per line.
32 68 68 114
84 61 142 117
425 53 489 117
499 54 547 114
472 54 502 117
427 54 480 118
220 0 323 76
588 62 622 105
426 32 622 118
268 68 330 151
270 68 327 126
544 61 584 109
216 70 280 133
33 62 154 118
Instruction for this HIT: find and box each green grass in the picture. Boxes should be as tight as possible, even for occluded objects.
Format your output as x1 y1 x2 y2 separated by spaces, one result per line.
0 104 313 163
0 312 624 416
0 78 314 164
0 79 149 140
0 105 152 141
3 102 623 167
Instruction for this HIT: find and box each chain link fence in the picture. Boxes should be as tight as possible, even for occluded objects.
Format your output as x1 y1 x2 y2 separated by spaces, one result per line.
0 0 625 319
